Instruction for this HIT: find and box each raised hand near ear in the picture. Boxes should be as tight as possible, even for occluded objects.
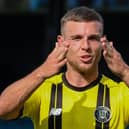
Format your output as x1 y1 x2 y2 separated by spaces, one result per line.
40 41 69 79
101 36 129 85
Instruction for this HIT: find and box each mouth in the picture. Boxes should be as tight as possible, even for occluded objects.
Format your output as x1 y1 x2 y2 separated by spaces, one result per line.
80 55 93 63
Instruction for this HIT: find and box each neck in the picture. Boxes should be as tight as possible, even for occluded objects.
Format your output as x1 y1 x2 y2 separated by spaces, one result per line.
65 69 99 87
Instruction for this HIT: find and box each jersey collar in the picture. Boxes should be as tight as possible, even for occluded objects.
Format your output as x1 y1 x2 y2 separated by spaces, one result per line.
62 73 102 91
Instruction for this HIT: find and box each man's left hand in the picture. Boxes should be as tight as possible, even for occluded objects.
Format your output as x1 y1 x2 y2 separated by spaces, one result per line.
101 36 129 85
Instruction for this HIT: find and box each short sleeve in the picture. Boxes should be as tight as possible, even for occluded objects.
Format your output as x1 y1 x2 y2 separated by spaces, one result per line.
119 82 129 126
22 84 43 125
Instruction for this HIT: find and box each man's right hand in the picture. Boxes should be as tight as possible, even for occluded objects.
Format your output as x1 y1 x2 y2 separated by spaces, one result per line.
0 41 69 120
40 41 69 79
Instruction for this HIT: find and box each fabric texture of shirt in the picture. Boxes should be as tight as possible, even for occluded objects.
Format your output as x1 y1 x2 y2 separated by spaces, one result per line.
22 73 129 129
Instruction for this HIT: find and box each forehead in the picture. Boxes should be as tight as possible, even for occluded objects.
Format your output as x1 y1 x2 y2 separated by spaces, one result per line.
63 21 103 36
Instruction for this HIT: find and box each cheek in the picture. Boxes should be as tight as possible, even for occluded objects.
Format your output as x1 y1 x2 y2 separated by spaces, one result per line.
91 43 102 55
94 46 102 60
66 48 74 58
69 42 81 52
67 44 78 54
66 46 78 60
92 43 102 51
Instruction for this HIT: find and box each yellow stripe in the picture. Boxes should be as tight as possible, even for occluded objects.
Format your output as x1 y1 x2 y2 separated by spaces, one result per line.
103 85 106 106
102 85 107 129
54 86 58 129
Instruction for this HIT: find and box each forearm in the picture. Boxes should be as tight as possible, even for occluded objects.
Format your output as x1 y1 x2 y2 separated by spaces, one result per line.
0 41 68 118
0 64 46 117
119 64 129 86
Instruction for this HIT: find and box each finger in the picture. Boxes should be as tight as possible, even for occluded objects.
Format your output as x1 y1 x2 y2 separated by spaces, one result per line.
56 41 69 61
101 36 110 51
51 42 65 57
58 58 67 67
107 42 113 53
51 42 59 53
103 55 112 65
100 35 113 51
103 49 112 59
102 39 114 56
62 41 70 48
100 35 107 43
57 47 68 61
101 36 109 50
54 41 69 57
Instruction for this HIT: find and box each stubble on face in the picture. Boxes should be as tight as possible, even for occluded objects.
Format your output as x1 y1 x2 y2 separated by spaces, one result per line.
63 21 102 75
66 48 102 75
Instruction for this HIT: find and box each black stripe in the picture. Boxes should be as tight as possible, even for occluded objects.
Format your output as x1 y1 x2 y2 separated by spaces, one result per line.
97 83 104 107
95 83 104 129
103 85 110 129
48 84 56 129
55 83 63 129
56 83 63 108
105 85 110 107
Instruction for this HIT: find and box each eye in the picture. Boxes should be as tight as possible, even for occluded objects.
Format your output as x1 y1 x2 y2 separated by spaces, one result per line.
88 35 101 42
71 35 83 41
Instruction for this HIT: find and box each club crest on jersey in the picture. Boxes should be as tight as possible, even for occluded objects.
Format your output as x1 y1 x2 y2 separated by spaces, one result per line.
94 106 111 123
49 108 62 116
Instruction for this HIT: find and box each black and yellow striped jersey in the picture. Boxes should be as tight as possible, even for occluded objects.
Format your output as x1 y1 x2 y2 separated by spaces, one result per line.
22 73 129 129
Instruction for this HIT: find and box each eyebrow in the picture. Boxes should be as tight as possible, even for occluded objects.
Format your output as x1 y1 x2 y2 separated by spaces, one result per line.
87 34 101 40
70 35 83 39
68 34 101 39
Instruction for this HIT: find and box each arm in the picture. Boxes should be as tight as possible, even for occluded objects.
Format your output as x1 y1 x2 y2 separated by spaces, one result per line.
101 36 129 86
0 41 69 119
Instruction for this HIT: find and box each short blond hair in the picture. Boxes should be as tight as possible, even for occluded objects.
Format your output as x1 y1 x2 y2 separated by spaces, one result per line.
61 6 104 35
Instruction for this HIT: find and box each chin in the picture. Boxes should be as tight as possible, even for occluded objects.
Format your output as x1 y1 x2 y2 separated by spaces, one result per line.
78 62 97 72
77 65 92 72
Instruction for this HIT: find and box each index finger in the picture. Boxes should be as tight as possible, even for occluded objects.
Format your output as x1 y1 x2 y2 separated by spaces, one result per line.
100 35 110 50
62 41 70 48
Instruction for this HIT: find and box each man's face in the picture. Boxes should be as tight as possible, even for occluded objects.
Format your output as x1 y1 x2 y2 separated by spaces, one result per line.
63 21 103 74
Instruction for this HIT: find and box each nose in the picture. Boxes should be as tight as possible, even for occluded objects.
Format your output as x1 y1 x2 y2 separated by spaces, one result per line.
81 37 90 50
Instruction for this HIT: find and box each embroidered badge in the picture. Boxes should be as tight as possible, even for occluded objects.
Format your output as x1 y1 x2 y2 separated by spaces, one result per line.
94 106 111 123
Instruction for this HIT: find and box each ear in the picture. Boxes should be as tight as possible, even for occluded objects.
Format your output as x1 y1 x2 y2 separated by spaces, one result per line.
57 35 64 43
